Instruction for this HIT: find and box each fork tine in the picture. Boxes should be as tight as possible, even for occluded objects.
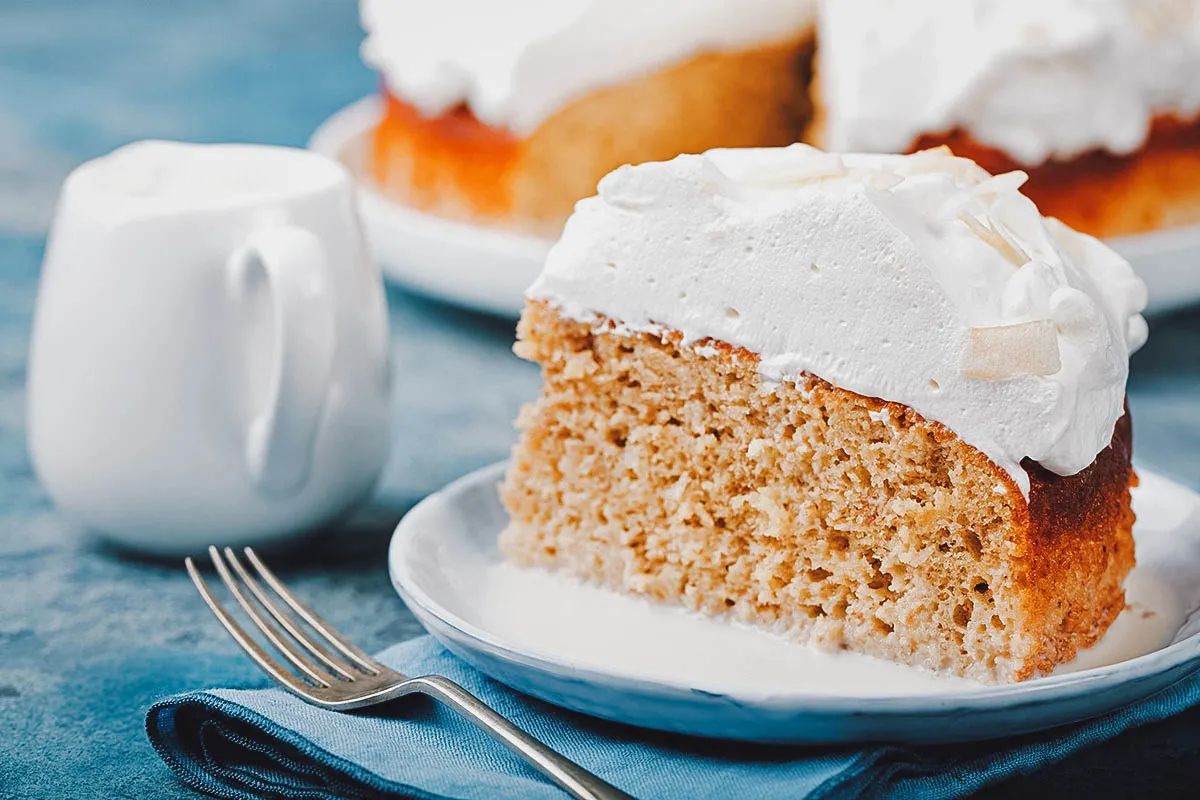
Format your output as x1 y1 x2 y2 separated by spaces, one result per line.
208 547 337 687
222 547 359 681
243 547 381 674
184 557 316 698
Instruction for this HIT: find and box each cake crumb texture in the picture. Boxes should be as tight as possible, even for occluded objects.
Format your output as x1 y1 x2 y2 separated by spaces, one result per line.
501 302 1136 683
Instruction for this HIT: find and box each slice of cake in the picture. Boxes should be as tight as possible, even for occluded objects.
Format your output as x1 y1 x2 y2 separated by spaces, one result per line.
500 145 1149 683
359 0 816 236
808 0 1200 238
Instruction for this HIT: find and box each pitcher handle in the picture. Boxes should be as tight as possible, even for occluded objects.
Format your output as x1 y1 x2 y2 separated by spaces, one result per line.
227 226 336 497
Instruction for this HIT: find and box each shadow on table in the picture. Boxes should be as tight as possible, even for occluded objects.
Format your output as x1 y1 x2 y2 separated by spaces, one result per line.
386 282 520 342
84 498 414 573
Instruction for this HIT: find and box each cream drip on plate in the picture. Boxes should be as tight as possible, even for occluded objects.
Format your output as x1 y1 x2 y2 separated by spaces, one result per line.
818 0 1200 165
529 145 1149 495
359 0 816 135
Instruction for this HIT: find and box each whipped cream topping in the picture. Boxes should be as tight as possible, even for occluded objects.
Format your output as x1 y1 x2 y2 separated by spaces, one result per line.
819 0 1200 165
359 0 815 135
529 145 1149 495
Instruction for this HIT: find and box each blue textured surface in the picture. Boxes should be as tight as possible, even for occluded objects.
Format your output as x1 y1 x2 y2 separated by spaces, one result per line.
1 2 1199 798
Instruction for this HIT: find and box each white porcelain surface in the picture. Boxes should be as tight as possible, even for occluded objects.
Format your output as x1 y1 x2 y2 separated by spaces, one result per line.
27 141 392 555
312 97 1200 319
389 460 1200 744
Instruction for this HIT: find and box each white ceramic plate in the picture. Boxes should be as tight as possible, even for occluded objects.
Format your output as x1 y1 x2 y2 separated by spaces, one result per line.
312 97 1200 319
389 460 1200 745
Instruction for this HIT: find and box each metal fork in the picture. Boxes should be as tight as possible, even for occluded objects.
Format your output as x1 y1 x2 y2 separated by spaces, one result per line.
186 546 635 800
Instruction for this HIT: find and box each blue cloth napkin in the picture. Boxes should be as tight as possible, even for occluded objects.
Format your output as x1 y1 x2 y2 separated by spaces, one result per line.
147 636 1200 800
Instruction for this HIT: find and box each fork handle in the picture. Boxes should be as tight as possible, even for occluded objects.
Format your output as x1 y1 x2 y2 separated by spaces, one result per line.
411 675 638 800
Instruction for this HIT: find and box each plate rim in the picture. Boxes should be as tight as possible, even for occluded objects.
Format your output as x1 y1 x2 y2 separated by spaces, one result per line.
388 459 1200 716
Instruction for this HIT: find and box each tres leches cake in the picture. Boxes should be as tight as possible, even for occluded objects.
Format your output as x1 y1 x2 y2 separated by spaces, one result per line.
360 0 1200 242
500 145 1149 683
810 0 1200 238
359 0 816 235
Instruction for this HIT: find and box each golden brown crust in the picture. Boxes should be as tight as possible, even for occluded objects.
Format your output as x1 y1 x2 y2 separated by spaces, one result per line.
377 39 1200 240
369 35 814 235
1015 407 1137 677
910 116 1200 239
807 66 1200 239
503 301 1136 682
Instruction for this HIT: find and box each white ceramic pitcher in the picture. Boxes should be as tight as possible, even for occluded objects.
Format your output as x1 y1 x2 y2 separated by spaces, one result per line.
27 141 392 554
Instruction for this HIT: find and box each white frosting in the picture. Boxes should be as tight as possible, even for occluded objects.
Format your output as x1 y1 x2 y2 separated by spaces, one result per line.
529 145 1149 495
359 0 815 135
819 0 1200 165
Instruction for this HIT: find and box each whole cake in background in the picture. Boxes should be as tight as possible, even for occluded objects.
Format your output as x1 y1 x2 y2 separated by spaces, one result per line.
500 144 1148 683
809 0 1200 238
358 0 817 235
358 0 1200 242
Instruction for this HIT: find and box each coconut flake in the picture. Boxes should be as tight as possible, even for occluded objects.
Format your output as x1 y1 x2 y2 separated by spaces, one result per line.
961 320 1061 380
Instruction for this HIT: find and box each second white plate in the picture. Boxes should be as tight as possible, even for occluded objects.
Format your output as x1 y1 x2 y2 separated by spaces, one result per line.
389 461 1200 745
312 97 1200 318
